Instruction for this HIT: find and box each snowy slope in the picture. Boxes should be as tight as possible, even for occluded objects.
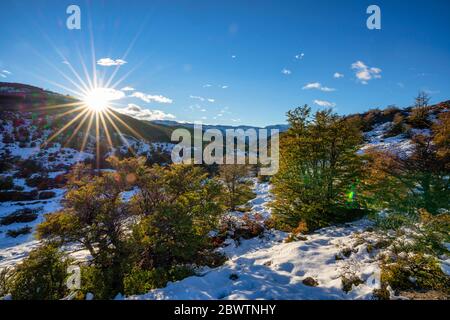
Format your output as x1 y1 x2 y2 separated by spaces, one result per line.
129 183 381 300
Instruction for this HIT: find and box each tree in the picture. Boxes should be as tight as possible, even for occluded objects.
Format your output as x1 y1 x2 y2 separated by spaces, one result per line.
218 164 254 211
408 91 431 128
433 112 450 166
365 121 449 215
130 164 225 271
271 105 365 231
36 163 134 298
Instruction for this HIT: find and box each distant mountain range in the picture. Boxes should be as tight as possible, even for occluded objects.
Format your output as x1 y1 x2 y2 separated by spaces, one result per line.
149 120 290 134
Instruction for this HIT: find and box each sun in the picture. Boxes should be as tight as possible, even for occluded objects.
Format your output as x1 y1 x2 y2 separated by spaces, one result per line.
82 87 116 112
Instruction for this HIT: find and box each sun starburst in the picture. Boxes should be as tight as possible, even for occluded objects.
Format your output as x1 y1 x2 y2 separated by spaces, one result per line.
32 49 144 170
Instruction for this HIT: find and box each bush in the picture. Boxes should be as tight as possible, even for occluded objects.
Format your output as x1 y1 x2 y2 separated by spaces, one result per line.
0 191 38 202
381 253 450 295
0 176 14 191
384 113 408 138
123 267 168 296
0 268 11 298
79 266 124 300
16 159 43 178
38 191 56 200
0 208 39 226
7 245 71 300
26 175 60 190
123 265 194 297
6 226 32 238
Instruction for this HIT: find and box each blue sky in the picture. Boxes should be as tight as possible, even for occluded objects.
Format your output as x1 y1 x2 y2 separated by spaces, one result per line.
1 0 449 126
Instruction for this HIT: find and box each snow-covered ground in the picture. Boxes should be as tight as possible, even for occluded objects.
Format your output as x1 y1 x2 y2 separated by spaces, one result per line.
129 182 382 300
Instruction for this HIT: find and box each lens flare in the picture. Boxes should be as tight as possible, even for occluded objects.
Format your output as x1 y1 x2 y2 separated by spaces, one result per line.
82 87 123 112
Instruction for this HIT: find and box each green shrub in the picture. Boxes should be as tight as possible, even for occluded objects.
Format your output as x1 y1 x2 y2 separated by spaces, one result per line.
123 265 193 296
381 253 450 294
7 245 71 300
374 212 414 231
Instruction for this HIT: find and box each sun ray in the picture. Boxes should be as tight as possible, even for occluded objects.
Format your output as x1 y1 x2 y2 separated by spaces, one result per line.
32 101 82 112
28 46 89 97
52 105 87 120
77 46 94 91
105 108 145 141
103 110 136 156
64 108 93 147
99 111 114 150
32 73 86 99
42 107 91 147
104 17 149 89
79 110 95 156
95 111 101 170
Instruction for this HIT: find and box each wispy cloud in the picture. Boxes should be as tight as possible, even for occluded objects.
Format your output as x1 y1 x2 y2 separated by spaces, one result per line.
302 82 336 92
221 85 228 89
116 104 175 121
190 95 215 103
203 84 212 88
97 58 127 67
281 68 292 75
0 69 11 78
121 86 135 91
131 92 173 104
351 60 382 84
333 72 344 79
231 55 237 59
314 99 336 107
295 53 305 60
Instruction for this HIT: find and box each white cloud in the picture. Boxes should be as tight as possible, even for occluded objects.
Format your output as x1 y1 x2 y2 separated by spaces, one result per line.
314 99 336 107
121 86 135 91
203 84 212 88
333 72 344 79
190 95 215 103
351 60 382 84
231 55 237 59
281 68 292 75
116 104 175 121
2 70 11 75
0 74 6 78
295 53 305 60
98 88 125 100
302 82 336 92
131 92 173 104
97 58 127 67
221 85 228 89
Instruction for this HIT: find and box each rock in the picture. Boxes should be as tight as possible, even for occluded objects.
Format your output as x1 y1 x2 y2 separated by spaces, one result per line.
341 275 364 293
341 247 353 258
302 277 319 287
229 273 239 281
38 191 56 200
